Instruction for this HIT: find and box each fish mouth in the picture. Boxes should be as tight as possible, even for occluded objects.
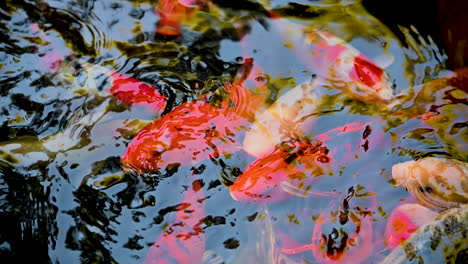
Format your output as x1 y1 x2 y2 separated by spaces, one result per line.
391 160 416 185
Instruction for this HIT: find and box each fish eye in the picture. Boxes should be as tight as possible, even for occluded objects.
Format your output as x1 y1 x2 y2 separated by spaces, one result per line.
347 238 357 247
419 185 434 193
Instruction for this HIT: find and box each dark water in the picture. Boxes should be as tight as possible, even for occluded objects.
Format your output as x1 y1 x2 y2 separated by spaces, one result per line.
0 0 466 263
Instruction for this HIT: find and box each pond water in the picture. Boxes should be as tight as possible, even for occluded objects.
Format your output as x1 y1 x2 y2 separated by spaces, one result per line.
0 0 466 263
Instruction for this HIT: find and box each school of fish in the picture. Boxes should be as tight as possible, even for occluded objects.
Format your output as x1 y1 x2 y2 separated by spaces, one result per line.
28 1 468 263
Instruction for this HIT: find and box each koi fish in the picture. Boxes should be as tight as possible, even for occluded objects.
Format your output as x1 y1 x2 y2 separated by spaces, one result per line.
383 203 438 249
278 19 394 105
245 114 383 163
143 179 206 264
242 77 322 158
392 157 468 210
108 70 167 113
272 19 394 105
242 20 394 158
121 82 260 173
155 0 206 36
380 204 468 264
30 22 167 113
229 140 331 203
306 30 393 105
308 212 373 264
281 186 376 264
242 56 392 158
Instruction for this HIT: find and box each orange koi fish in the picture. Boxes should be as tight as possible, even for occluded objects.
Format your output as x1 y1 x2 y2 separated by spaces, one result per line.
155 0 206 36
229 140 331 204
120 81 261 172
143 179 206 264
108 71 167 113
383 203 438 249
116 57 266 173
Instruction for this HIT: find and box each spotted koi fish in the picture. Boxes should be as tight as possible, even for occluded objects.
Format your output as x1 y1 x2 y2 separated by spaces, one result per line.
392 157 468 210
306 30 393 105
270 19 394 105
232 117 390 204
380 204 468 264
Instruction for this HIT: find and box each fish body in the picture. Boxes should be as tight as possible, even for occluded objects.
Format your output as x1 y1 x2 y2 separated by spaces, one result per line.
384 203 439 249
306 30 393 105
380 204 468 264
108 71 167 113
121 83 259 172
243 77 321 158
229 140 330 203
271 19 394 105
155 0 205 36
121 100 245 172
392 157 468 210
50 56 168 114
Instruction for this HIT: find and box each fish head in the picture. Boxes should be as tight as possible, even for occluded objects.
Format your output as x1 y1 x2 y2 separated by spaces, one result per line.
230 140 330 203
228 149 295 204
122 101 246 173
109 71 167 113
392 157 468 210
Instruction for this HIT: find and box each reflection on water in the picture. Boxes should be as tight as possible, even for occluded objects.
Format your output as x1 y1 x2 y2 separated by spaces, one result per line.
0 0 466 263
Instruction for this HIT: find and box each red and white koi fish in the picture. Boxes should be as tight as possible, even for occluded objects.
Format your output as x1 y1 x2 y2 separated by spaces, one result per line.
383 203 438 249
232 117 390 204
143 179 206 264
271 19 394 105
229 140 331 203
243 19 394 158
242 77 322 158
